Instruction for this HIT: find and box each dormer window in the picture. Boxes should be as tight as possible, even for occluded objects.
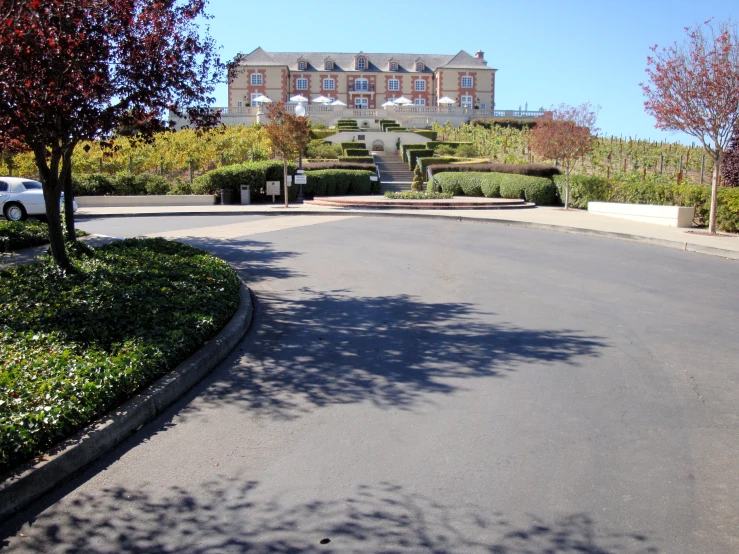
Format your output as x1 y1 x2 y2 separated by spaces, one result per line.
416 62 424 72
356 57 366 70
325 60 333 70
390 62 398 71
298 61 306 70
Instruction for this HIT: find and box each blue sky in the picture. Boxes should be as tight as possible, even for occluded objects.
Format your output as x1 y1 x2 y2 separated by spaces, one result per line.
205 0 735 145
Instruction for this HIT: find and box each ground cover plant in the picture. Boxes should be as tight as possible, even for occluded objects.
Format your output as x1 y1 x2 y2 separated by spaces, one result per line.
0 238 241 475
0 221 86 252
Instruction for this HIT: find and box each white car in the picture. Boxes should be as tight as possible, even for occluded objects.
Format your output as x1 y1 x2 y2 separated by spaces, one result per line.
0 177 78 221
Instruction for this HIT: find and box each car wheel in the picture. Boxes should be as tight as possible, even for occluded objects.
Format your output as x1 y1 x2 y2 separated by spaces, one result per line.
3 202 27 222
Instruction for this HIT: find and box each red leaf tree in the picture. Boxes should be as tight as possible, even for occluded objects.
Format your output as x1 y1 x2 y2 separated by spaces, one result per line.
263 102 311 208
641 19 739 233
0 0 222 268
529 104 599 209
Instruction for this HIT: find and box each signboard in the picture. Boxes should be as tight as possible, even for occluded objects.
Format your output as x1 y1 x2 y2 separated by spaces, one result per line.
294 175 307 185
296 169 305 174
369 176 378 182
358 134 365 140
266 181 281 195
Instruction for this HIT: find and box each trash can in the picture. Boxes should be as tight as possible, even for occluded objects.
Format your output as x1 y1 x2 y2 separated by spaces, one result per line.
220 188 233 205
240 185 251 205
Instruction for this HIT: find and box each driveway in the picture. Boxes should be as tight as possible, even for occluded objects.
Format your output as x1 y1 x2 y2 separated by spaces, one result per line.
2 214 737 553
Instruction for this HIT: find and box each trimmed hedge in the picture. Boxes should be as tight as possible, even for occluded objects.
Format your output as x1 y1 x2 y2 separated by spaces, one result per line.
73 173 170 196
428 163 561 179
417 157 464 179
192 160 296 203
340 142 367 150
553 174 739 232
303 169 375 197
499 174 559 205
310 129 337 140
400 143 430 161
408 149 435 170
339 156 374 163
303 161 376 172
426 141 473 151
344 148 370 157
411 130 438 140
471 118 539 131
429 172 503 198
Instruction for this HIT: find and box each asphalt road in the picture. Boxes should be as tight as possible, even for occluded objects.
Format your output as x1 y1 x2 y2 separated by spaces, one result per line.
2 215 738 553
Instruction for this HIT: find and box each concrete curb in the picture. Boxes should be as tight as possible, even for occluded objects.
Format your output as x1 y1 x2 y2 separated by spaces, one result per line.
77 209 739 260
0 283 253 522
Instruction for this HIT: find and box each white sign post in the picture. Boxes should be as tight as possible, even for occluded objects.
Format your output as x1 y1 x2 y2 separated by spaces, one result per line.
266 181 281 203
294 174 307 185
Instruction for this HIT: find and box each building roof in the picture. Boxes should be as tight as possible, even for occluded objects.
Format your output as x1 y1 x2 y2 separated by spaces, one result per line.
237 48 494 72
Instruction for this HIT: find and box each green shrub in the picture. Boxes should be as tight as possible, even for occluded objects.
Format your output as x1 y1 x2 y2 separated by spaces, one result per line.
427 163 561 179
553 174 611 209
499 174 559 205
344 148 370 157
455 143 478 158
306 140 341 159
310 129 337 140
434 145 456 156
426 141 473 151
410 130 438 140
429 172 505 197
0 238 241 474
193 160 295 203
73 174 115 196
303 169 374 197
338 156 374 163
408 149 435 170
72 173 171 196
471 118 539 131
417 157 464 179
0 221 86 251
340 142 367 150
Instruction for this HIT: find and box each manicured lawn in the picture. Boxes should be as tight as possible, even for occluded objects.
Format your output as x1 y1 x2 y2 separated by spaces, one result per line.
0 238 241 475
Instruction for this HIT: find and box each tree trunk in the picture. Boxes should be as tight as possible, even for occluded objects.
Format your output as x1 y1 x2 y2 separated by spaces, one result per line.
283 158 289 208
708 151 722 234
564 165 571 210
34 145 71 269
62 148 77 241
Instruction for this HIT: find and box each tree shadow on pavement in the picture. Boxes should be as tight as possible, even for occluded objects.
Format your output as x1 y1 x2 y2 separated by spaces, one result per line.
187 286 609 421
0 480 659 553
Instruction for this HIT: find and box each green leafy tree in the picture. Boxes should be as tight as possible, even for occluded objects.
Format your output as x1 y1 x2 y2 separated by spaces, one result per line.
264 102 311 207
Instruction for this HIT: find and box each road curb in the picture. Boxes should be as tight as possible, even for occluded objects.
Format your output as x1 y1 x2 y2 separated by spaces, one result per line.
0 282 253 522
77 209 739 260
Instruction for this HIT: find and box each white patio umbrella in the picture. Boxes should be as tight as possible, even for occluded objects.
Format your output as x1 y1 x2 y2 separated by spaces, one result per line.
331 99 347 106
289 94 309 103
381 100 396 108
312 95 332 104
438 96 455 105
252 95 272 104
393 97 412 105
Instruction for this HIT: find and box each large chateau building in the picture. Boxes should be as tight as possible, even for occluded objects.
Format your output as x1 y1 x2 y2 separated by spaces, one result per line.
229 47 497 110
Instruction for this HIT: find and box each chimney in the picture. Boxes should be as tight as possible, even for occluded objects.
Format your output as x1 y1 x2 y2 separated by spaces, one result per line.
475 50 485 59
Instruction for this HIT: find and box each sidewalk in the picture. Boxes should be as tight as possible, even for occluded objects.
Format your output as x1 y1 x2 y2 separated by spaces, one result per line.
73 201 739 260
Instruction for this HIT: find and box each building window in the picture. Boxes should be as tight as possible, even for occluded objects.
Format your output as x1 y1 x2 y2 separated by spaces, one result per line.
237 101 242 108
390 62 398 71
355 98 368 109
480 103 486 111
296 78 308 90
354 78 368 91
356 57 366 70
251 92 264 106
323 78 335 90
325 61 333 70
461 95 473 108
414 98 426 105
414 79 426 91
250 73 262 86
416 63 424 71
388 79 399 91
298 61 306 70
461 76 473 88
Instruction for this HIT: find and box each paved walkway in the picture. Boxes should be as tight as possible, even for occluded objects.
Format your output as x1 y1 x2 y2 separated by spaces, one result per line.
71 201 739 260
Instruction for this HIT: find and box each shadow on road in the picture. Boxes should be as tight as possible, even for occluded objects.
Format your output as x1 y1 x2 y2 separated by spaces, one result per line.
0 481 658 553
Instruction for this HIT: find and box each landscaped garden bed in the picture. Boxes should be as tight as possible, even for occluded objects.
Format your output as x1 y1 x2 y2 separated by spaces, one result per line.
0 238 241 475
0 221 87 252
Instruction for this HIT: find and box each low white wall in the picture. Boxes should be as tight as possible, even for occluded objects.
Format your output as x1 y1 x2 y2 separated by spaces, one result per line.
588 202 695 228
325 131 429 151
77 195 215 207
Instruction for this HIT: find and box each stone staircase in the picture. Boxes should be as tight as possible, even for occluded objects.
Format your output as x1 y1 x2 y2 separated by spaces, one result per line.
373 151 414 192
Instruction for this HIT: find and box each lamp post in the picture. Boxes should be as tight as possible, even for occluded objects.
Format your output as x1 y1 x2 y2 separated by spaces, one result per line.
294 102 306 203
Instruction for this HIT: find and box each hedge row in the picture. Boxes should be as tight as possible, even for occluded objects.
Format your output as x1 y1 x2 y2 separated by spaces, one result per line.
470 118 539 131
193 160 296 202
426 141 473 151
408 150 435 170
429 172 558 205
344 148 370 157
340 142 367 150
339 156 374 163
400 143 429 160
554 174 739 232
73 173 171 196
310 129 337 140
303 161 377 172
427 163 562 179
303 169 377 197
412 130 438 140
